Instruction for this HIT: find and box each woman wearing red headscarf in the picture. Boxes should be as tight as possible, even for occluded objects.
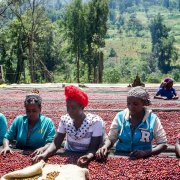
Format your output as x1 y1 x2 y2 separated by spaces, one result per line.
33 85 105 167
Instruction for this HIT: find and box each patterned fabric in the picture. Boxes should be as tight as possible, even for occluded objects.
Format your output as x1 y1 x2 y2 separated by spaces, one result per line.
65 85 88 107
128 86 151 106
58 113 105 151
24 89 42 106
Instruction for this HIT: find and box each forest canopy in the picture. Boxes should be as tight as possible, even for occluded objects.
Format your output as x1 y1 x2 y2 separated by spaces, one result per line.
0 0 179 84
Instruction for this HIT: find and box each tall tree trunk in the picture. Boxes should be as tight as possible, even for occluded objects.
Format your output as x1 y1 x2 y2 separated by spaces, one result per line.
88 62 92 82
76 49 80 83
38 59 53 82
98 51 103 83
93 54 98 83
14 54 24 83
28 35 35 83
14 36 25 83
87 45 92 82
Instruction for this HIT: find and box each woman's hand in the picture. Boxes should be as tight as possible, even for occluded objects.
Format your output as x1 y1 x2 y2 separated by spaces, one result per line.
0 147 13 156
96 146 108 159
31 153 47 164
77 153 94 167
163 97 168 100
31 147 46 157
129 150 151 159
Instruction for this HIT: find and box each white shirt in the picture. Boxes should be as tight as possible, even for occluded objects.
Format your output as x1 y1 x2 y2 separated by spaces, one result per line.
57 113 105 152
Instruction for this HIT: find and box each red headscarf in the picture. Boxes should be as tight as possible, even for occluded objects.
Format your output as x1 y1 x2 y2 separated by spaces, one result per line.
65 85 88 107
164 77 173 83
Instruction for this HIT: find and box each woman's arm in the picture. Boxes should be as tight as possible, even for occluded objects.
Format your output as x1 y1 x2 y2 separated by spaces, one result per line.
130 143 167 159
96 114 119 159
31 143 51 156
172 88 178 99
77 136 103 167
154 89 168 99
154 95 167 100
32 132 65 162
0 138 13 156
130 115 168 159
175 139 180 157
137 116 167 158
87 136 102 155
32 119 56 156
0 117 18 156
145 143 167 157
172 96 179 99
0 114 7 145
95 137 113 159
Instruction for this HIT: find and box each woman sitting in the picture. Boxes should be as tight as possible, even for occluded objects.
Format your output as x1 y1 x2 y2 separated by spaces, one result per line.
0 90 55 155
33 85 105 167
175 133 180 157
0 113 7 146
96 86 167 160
154 77 178 100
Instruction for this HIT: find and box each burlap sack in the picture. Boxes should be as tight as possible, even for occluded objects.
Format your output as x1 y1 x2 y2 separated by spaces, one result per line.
1 161 89 180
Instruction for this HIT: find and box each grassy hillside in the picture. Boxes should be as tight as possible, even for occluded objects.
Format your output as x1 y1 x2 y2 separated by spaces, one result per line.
105 6 180 63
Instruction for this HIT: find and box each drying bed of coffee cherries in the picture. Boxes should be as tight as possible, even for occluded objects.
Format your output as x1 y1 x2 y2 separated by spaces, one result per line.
3 109 180 145
0 87 180 179
0 151 180 179
0 87 180 110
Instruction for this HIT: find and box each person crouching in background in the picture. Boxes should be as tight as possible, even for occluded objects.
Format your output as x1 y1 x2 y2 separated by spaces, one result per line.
154 77 178 100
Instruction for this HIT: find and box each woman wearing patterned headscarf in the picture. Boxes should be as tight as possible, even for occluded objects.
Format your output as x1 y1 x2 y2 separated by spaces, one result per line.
96 86 167 160
33 85 105 167
154 77 178 100
0 89 55 156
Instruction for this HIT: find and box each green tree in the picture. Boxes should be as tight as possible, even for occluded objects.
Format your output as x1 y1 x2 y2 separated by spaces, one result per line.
149 13 178 73
9 0 54 83
85 0 108 83
0 0 59 83
63 0 86 83
163 0 170 8
119 0 134 14
0 19 27 83
126 14 143 36
109 48 117 57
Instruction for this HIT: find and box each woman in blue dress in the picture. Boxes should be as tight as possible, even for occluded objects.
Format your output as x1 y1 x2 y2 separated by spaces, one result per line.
154 77 178 100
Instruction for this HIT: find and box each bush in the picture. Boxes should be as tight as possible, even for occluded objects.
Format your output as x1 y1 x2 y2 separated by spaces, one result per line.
170 69 180 82
104 68 120 83
109 48 117 57
146 73 161 83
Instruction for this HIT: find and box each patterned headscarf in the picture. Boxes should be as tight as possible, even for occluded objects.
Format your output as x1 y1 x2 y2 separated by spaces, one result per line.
65 85 88 107
128 86 151 106
24 89 42 106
